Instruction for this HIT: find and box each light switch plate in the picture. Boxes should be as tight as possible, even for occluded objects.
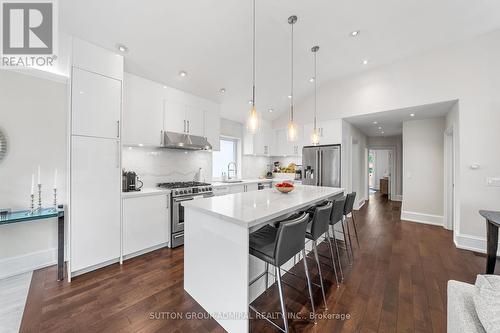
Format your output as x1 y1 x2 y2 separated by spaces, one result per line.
486 177 500 187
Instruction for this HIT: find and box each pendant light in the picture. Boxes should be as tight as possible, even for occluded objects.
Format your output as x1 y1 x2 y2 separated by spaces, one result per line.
246 0 259 134
310 45 320 145
287 15 298 142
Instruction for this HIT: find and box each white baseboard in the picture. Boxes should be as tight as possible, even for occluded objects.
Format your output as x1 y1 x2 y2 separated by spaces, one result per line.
391 195 403 202
455 233 500 256
0 248 57 280
355 199 366 210
401 211 443 226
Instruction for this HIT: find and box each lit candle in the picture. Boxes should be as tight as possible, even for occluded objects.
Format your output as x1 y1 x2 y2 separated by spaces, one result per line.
54 169 58 189
37 165 41 185
31 174 34 195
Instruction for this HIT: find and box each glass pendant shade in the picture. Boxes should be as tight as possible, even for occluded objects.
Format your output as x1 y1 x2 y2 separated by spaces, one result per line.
247 106 259 134
287 121 298 142
311 127 320 145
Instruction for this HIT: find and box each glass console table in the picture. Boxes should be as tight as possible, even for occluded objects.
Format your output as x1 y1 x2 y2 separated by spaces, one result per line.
0 207 65 281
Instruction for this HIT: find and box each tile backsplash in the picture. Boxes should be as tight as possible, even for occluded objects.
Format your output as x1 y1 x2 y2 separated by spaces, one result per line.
122 147 213 187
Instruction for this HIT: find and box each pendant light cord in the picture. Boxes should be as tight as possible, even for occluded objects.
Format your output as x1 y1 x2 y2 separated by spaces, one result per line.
290 20 294 122
252 0 256 108
314 49 317 130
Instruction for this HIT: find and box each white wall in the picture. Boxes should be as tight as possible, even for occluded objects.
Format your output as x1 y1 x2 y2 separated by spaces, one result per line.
401 118 445 224
342 120 368 209
0 70 67 278
367 135 403 198
273 29 500 253
371 150 390 190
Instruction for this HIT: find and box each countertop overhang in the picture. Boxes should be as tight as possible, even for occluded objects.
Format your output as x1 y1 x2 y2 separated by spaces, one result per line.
182 185 344 228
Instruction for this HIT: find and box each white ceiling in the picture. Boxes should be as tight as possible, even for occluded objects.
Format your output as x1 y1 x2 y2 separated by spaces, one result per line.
60 1 500 123
344 100 457 137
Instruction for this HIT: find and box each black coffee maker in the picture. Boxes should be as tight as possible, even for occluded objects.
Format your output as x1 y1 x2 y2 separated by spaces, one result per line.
122 170 143 192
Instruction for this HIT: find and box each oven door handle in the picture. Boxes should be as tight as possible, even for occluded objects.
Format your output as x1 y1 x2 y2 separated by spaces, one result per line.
174 197 195 203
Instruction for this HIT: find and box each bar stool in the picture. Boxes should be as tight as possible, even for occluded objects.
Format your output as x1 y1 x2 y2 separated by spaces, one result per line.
344 192 360 247
327 198 347 281
249 212 315 333
304 201 335 308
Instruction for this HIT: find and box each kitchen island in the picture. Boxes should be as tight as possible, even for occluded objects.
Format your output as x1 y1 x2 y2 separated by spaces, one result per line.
182 185 344 333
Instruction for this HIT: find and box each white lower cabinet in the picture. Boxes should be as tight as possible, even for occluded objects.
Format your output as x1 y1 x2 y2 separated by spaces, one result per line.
122 194 169 257
214 182 261 195
70 136 121 273
229 185 245 194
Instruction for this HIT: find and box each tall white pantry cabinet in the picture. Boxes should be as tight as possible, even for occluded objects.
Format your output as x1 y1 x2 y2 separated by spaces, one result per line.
69 38 123 279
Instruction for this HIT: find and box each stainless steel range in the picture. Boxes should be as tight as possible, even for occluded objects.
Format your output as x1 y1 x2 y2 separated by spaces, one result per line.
157 182 213 248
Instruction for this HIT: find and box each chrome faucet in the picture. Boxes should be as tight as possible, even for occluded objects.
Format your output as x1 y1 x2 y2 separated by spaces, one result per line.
227 162 237 180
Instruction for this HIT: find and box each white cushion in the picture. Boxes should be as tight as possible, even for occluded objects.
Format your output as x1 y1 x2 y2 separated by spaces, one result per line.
474 275 500 333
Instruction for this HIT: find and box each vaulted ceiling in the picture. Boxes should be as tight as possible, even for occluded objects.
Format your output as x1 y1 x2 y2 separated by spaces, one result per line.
60 0 500 122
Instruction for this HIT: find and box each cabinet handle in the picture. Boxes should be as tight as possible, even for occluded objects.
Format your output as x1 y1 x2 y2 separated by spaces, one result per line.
187 120 190 133
116 120 120 138
160 130 164 145
183 120 186 133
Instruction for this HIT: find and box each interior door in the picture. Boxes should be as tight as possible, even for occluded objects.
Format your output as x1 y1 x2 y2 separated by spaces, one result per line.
320 146 341 187
302 147 319 185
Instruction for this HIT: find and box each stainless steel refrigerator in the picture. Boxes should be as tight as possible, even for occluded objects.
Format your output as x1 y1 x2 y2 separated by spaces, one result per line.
302 144 341 187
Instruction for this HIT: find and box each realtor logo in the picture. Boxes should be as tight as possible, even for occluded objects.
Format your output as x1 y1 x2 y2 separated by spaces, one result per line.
2 1 53 54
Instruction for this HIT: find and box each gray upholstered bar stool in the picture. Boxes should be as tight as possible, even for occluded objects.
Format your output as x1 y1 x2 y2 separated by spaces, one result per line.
326 198 347 281
304 201 336 308
344 192 360 248
249 212 316 333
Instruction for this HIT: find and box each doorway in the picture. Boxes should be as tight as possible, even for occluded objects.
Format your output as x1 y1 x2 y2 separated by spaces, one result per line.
444 126 455 230
367 148 394 200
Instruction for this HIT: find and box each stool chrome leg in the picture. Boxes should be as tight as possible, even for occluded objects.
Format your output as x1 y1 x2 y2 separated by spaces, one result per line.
265 262 269 290
341 218 353 264
325 231 340 285
330 226 344 281
302 249 317 324
351 213 360 247
312 241 328 310
275 266 289 333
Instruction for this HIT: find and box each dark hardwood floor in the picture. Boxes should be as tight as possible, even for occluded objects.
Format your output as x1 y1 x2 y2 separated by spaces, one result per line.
20 193 490 333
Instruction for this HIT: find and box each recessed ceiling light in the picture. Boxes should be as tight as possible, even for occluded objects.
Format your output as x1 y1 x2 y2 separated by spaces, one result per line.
268 108 274 113
378 126 382 130
381 131 385 134
138 144 144 147
178 70 188 77
309 77 315 83
248 100 253 104
363 59 369 65
117 44 128 53
410 113 415 117
287 95 292 99
350 30 360 37
373 121 378 124
163 85 167 89
219 88 226 93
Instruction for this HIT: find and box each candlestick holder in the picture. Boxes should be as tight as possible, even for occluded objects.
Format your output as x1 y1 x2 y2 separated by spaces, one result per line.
53 188 58 211
36 183 42 212
29 193 35 215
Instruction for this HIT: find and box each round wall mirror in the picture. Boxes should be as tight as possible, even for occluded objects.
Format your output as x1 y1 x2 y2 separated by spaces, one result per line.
0 129 7 162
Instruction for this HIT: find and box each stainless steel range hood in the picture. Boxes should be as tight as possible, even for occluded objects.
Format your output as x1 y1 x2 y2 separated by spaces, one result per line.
161 131 212 151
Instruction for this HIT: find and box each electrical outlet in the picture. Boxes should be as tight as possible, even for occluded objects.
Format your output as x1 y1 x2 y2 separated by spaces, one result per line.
486 177 500 187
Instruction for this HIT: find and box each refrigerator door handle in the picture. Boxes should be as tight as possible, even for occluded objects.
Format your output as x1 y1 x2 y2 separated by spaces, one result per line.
315 150 320 186
319 150 323 186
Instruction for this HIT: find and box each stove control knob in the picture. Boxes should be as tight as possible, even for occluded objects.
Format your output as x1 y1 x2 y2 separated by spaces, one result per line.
209 187 212 191
174 190 179 195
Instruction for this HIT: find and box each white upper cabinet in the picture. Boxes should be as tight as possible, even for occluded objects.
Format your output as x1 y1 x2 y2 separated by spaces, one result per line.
185 105 205 136
122 73 164 146
204 107 221 151
318 119 342 145
274 126 303 156
71 68 122 139
243 120 273 156
72 38 123 81
163 100 186 134
123 73 220 149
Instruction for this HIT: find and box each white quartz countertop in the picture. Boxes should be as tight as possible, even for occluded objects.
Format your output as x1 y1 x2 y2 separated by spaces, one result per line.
211 179 272 187
183 185 344 228
122 188 171 198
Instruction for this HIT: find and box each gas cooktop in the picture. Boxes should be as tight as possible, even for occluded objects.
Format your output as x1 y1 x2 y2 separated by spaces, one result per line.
157 181 211 189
